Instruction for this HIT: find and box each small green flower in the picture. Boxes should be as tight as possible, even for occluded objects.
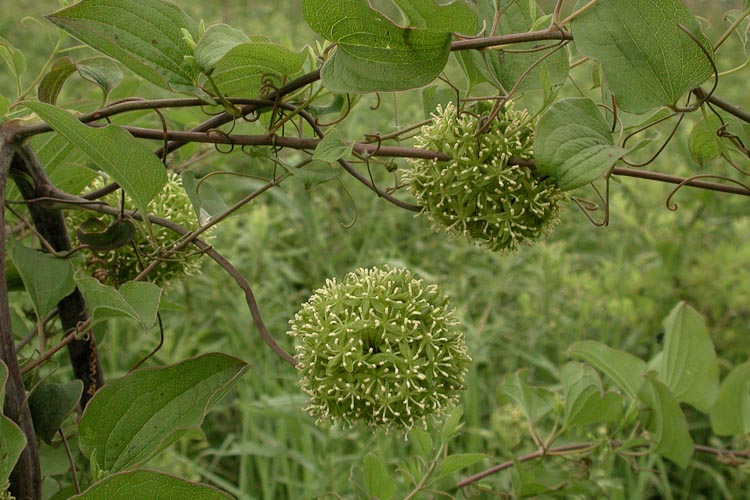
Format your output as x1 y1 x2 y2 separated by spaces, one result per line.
67 173 201 286
404 101 565 252
0 481 13 500
288 265 471 431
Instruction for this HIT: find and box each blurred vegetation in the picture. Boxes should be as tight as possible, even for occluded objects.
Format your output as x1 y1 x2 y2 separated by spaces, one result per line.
3 1 750 499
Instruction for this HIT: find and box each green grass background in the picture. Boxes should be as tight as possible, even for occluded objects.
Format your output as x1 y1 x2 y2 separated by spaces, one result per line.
3 1 750 498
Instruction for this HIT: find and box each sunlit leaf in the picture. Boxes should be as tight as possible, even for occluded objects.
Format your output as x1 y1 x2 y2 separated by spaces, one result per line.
70 469 233 499
710 362 750 436
567 340 646 399
78 353 248 474
76 277 161 330
561 362 624 429
38 57 77 104
498 370 554 423
362 453 396 500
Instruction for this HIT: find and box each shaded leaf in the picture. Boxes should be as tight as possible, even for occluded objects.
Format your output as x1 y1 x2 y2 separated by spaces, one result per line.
76 217 136 252
211 42 306 97
567 340 646 399
70 469 233 499
29 381 84 444
638 375 694 468
688 115 725 166
573 0 713 113
0 361 27 486
48 0 199 89
534 97 628 190
362 453 396 500
710 362 750 436
24 101 167 217
10 244 75 317
76 277 161 330
78 353 248 474
312 127 352 162
77 57 123 100
194 23 250 73
499 369 554 423
561 362 624 430
181 170 229 226
436 453 487 480
657 302 719 412
409 428 433 456
38 57 77 104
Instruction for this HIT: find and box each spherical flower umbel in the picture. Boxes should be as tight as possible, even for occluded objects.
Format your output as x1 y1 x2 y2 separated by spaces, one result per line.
404 101 565 252
288 265 471 431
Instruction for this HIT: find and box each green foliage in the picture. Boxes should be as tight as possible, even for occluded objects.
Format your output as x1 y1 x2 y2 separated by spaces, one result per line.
0 362 26 489
2 0 750 498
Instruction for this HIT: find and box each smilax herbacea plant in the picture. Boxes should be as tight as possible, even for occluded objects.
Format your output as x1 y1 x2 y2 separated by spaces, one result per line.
405 102 566 252
288 265 471 431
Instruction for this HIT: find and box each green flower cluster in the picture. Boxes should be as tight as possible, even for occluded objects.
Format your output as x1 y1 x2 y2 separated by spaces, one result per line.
0 481 13 500
67 173 200 286
404 101 565 252
288 265 471 431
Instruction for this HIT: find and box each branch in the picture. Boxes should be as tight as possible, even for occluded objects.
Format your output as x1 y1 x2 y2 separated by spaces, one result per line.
693 87 750 124
9 145 104 407
0 125 42 500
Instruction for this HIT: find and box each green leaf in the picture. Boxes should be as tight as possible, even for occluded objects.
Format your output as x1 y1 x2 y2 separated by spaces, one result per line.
76 277 161 330
573 0 713 113
280 160 340 190
48 0 199 89
24 101 167 217
181 170 229 226
194 23 250 73
70 469 233 499
567 340 646 399
638 375 694 468
0 95 9 118
409 428 433 456
77 57 123 100
561 362 624 430
688 115 725 167
38 57 78 104
362 453 396 500
10 244 75 317
0 37 27 79
469 0 568 92
710 362 750 436
421 86 453 119
78 353 248 474
211 42 306 97
303 0 475 93
76 217 136 252
534 97 628 190
440 405 464 441
498 370 554 423
436 453 487 480
312 127 352 162
28 381 84 444
0 361 27 486
657 302 719 412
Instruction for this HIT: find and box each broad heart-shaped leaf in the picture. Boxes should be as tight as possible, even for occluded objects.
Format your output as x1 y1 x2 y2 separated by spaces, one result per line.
38 57 77 104
303 0 475 93
48 0 199 89
10 244 75 317
362 453 396 500
28 380 84 444
710 362 750 436
573 0 713 114
561 362 624 430
657 302 719 413
24 102 167 217
638 375 694 468
78 353 248 474
194 24 250 73
498 370 554 423
70 469 233 500
567 340 646 400
534 97 628 190
210 42 306 97
0 361 27 486
468 0 569 93
76 277 161 330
